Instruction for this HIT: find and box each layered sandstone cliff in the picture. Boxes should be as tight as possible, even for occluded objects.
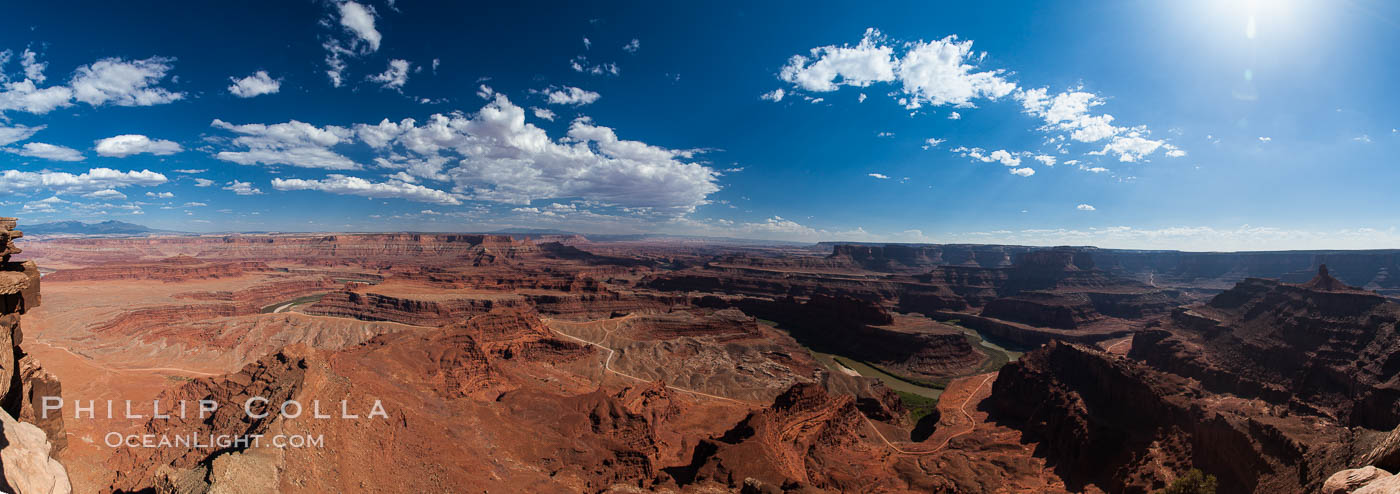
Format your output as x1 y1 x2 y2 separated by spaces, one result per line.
989 268 1400 493
26 233 540 267
679 383 902 492
989 341 1352 493
1130 266 1400 430
303 283 533 326
726 294 986 380
0 218 72 494
43 256 271 282
826 242 1400 293
649 246 1178 349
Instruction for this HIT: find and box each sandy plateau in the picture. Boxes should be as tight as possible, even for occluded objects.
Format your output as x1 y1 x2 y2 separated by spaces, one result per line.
1 232 1397 493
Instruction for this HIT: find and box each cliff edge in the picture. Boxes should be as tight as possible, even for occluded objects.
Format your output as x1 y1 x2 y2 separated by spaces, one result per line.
0 217 72 494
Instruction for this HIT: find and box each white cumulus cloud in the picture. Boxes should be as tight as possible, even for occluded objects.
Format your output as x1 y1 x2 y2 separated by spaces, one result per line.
338 1 381 51
0 167 167 192
347 94 719 214
228 70 281 98
95 134 182 157
780 28 897 92
368 59 411 90
0 79 73 114
1017 88 1122 143
7 142 84 161
541 86 600 106
1076 203 1096 211
1092 133 1164 162
272 174 463 205
951 146 1024 167
84 189 126 200
988 149 1020 167
1 54 182 114
210 118 359 170
223 180 262 195
322 1 382 87
69 57 184 107
779 28 1013 109
19 49 47 83
0 123 43 146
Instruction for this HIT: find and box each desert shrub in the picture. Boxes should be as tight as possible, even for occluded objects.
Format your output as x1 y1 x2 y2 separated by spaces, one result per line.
1156 469 1217 494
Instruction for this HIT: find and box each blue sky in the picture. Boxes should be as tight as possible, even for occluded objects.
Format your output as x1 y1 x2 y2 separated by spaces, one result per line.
1 0 1398 250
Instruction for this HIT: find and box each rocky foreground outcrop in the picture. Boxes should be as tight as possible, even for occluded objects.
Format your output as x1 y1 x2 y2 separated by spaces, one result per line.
1322 466 1400 493
0 218 72 493
677 383 901 492
989 341 1353 493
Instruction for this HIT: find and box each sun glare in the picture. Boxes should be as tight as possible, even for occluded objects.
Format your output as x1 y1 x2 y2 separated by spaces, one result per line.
1217 0 1304 40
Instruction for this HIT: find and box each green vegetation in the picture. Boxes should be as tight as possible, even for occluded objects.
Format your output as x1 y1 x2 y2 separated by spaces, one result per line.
1156 470 1217 494
332 278 380 284
259 293 328 313
941 319 1026 373
165 375 193 383
807 350 943 399
864 360 948 389
896 390 939 424
830 355 944 398
771 316 1034 404
964 333 1012 373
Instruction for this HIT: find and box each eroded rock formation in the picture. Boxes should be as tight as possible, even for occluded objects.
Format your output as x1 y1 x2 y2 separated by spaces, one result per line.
103 307 761 493
990 341 1352 493
42 256 271 282
827 242 1400 295
1130 265 1400 430
24 233 541 268
990 267 1400 493
0 218 72 493
679 383 901 492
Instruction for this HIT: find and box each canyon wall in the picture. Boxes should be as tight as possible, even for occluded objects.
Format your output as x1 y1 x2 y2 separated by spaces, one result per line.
987 267 1400 493
23 233 539 266
988 341 1351 493
825 242 1400 292
1129 268 1400 430
42 256 271 282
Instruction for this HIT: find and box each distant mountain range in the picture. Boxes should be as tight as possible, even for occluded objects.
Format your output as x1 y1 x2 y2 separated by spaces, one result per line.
23 220 172 235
